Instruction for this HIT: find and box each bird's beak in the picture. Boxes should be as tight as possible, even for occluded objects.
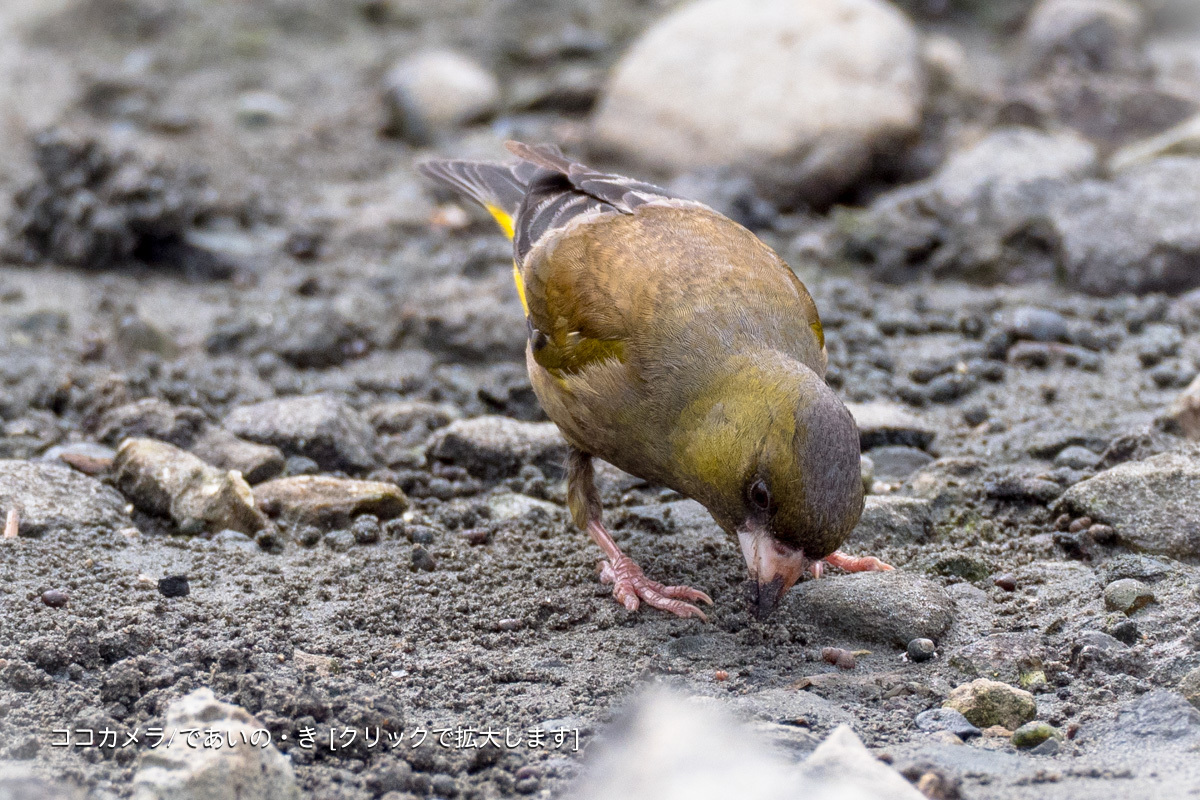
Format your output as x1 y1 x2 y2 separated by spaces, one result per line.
738 524 808 620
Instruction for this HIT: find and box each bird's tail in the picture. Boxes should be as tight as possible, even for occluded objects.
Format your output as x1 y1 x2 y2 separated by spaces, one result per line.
417 158 540 241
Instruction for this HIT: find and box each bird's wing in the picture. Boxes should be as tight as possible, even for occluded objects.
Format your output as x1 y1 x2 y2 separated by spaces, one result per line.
505 141 688 262
501 143 705 379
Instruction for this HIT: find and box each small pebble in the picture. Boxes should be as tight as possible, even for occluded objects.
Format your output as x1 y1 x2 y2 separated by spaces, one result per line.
714 670 729 681
1053 513 1072 531
351 515 381 544
1108 620 1139 645
907 638 936 662
41 588 69 608
157 575 190 598
412 545 437 572
1068 516 1092 533
460 527 491 545
993 574 1017 592
821 647 856 670
1088 523 1117 544
962 404 990 426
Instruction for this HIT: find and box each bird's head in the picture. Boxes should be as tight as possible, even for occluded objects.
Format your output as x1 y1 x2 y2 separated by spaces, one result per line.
673 353 863 619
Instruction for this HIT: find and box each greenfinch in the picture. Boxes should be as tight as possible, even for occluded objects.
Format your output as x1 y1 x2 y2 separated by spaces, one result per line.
420 142 890 620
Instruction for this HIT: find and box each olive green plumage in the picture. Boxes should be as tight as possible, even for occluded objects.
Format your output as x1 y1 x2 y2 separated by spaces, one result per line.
420 142 866 617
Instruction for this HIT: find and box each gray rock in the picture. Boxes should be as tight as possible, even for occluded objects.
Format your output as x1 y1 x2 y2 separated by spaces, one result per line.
788 572 953 646
132 688 299 800
943 679 1038 730
189 427 285 485
427 416 568 481
1056 448 1200 558
592 0 925 208
382 50 499 144
1022 0 1146 77
224 395 377 472
1052 158 1200 296
113 439 269 536
847 495 932 549
835 128 1098 284
1103 578 1155 613
915 708 981 740
866 445 934 482
845 402 936 450
0 460 129 536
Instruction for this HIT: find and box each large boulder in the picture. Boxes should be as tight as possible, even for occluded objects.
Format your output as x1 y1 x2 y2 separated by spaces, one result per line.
592 0 925 207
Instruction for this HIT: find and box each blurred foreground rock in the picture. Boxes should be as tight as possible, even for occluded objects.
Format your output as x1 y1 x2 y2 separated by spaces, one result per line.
132 688 299 800
573 690 922 800
592 0 925 208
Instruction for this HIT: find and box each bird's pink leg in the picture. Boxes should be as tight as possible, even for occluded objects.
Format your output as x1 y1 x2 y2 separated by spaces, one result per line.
819 551 894 575
568 450 711 621
586 520 711 620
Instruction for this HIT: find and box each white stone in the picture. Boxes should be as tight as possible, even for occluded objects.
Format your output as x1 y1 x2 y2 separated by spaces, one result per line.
592 0 924 201
384 50 500 137
133 688 299 800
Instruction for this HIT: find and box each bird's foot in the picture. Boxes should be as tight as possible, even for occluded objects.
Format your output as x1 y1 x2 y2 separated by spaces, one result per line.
598 554 712 621
810 551 894 578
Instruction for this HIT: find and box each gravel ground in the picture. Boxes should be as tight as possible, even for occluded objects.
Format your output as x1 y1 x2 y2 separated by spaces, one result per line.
1 1 1200 799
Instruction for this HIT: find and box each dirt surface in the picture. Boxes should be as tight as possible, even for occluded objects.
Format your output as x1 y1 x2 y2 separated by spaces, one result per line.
1 2 1200 799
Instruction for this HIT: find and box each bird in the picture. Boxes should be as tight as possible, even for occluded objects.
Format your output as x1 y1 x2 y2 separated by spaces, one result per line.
419 142 890 620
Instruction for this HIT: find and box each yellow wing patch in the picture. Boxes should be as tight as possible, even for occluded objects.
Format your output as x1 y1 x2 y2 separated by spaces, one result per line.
485 204 515 239
484 204 530 316
512 261 529 316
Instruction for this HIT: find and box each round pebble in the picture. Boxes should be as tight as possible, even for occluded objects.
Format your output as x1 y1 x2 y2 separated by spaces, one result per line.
40 588 69 608
1012 720 1060 749
1104 579 1155 614
351 515 381 544
157 575 190 598
993 574 1017 592
821 647 856 670
907 638 936 662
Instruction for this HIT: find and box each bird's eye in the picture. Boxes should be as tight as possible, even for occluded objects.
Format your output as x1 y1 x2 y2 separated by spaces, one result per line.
748 479 771 511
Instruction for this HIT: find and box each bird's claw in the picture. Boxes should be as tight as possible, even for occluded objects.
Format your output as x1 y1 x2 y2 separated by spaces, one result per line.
820 551 894 574
598 555 711 621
